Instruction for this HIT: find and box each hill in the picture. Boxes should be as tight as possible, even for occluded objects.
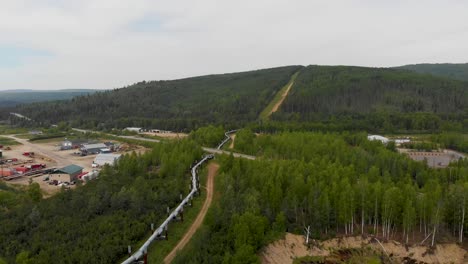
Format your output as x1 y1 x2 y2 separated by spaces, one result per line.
5 65 468 133
8 66 301 130
0 89 99 107
397 63 468 81
272 65 467 132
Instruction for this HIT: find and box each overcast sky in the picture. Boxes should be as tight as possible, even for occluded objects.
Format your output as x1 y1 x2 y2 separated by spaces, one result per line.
0 0 467 90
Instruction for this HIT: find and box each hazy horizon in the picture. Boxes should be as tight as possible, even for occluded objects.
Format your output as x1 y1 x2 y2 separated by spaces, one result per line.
1 0 467 91
1 62 468 91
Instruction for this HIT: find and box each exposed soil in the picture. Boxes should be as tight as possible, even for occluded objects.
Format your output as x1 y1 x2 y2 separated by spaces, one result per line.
229 134 236 149
164 162 219 264
261 233 467 264
268 81 294 116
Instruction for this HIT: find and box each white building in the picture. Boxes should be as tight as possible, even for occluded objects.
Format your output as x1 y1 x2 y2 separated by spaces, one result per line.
367 135 390 144
124 127 143 133
93 153 121 166
394 138 411 144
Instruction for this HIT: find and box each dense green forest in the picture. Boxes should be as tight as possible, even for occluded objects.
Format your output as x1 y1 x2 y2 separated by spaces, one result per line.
398 63 468 82
0 89 98 107
174 130 468 263
272 66 468 133
6 66 300 131
4 65 466 133
0 140 204 263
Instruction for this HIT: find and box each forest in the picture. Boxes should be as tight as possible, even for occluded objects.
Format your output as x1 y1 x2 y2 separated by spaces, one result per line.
173 130 468 263
5 66 300 131
0 140 204 263
272 66 467 133
398 63 468 82
3 65 467 134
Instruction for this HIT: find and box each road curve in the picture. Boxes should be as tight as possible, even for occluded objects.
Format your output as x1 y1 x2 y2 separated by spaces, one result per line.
163 162 219 264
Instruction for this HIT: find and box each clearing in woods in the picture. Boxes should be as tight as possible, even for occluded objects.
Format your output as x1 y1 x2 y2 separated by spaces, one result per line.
228 134 236 149
163 162 219 264
259 71 299 121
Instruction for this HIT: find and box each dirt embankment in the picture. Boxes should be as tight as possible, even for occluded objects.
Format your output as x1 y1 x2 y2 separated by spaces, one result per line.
261 233 467 264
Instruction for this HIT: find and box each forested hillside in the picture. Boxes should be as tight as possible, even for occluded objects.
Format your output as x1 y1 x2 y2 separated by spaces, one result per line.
398 63 468 82
9 66 301 131
0 140 203 263
272 66 468 132
174 130 468 263
4 65 468 133
0 89 98 107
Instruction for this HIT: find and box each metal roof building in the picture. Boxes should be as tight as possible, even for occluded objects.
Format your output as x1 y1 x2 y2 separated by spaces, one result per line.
57 164 83 176
81 143 108 154
55 164 84 181
93 153 121 166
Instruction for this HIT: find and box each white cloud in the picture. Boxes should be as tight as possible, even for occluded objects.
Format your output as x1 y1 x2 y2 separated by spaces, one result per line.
0 0 467 90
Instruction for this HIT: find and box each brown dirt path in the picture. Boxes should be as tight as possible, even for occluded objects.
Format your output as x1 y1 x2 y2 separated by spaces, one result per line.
164 162 219 264
229 134 236 149
269 81 294 115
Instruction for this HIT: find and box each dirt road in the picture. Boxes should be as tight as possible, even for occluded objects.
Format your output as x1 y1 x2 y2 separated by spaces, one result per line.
5 135 69 167
269 81 294 115
229 134 236 149
163 162 219 264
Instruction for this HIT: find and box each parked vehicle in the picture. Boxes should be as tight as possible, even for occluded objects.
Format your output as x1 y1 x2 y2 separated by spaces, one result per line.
27 164 46 170
22 152 35 156
48 180 58 185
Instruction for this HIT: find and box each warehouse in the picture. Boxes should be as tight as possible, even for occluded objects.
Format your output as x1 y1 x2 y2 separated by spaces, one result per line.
54 164 84 182
93 153 121 167
124 127 143 133
80 143 108 155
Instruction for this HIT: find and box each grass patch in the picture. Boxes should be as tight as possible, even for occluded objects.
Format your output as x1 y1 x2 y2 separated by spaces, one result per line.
259 71 300 121
293 248 387 264
0 125 28 135
15 134 34 139
293 256 325 264
0 136 21 146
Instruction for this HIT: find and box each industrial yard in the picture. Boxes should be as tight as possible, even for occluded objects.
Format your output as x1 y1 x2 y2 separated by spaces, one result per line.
0 135 146 196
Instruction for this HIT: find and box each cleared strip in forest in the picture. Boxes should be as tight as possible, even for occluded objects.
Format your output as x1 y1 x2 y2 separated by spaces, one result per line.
163 162 219 263
259 71 300 121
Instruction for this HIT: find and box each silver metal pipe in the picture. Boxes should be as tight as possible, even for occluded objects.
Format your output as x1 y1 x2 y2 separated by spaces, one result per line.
121 154 213 264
